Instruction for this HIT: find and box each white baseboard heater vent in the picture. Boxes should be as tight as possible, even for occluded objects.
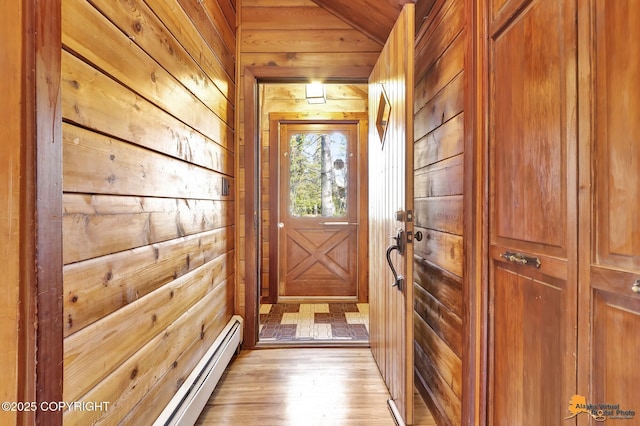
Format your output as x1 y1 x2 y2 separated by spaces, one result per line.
154 315 243 426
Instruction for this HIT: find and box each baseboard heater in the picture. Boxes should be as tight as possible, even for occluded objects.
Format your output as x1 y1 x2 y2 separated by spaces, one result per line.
154 315 243 426
388 399 406 426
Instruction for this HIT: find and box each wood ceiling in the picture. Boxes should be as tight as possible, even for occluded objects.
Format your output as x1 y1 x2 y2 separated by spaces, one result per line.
310 0 416 46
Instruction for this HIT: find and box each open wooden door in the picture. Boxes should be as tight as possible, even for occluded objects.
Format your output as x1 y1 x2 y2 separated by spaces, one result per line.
368 4 414 424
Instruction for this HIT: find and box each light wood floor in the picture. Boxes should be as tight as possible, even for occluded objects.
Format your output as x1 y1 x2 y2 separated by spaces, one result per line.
196 348 436 425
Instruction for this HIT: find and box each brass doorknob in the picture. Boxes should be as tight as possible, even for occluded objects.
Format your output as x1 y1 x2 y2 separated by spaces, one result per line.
632 279 640 294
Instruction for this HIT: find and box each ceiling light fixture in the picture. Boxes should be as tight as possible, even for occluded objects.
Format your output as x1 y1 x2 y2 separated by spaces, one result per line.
305 82 326 104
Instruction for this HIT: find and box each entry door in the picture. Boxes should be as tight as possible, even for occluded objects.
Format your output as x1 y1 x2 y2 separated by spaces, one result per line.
278 123 359 299
585 0 640 417
487 0 578 423
368 4 414 424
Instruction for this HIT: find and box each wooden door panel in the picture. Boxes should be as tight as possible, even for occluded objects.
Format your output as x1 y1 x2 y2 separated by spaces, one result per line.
281 228 357 297
491 0 570 257
594 0 640 270
488 0 577 422
586 1 640 419
592 283 640 409
491 265 569 425
368 4 414 424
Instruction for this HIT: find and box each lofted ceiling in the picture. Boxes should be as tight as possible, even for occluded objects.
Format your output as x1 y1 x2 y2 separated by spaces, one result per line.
311 0 416 46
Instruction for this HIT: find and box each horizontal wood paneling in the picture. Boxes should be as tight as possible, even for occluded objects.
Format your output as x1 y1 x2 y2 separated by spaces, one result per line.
415 0 465 79
414 196 463 235
414 154 464 197
415 338 462 425
414 258 463 318
241 29 381 53
63 194 233 266
186 0 236 60
62 0 236 422
414 228 463 278
177 0 236 77
65 275 234 425
61 52 234 170
243 6 352 29
64 251 233 402
63 125 232 200
413 0 465 424
415 113 464 169
62 0 233 143
415 31 465 102
414 311 462 398
414 73 464 141
64 226 234 336
242 52 379 69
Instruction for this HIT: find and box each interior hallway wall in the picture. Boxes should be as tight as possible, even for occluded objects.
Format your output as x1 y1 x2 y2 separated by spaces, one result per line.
413 0 466 424
60 0 236 422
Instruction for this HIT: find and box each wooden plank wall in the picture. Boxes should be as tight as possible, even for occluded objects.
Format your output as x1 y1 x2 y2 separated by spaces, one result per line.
258 83 368 302
413 0 465 424
61 0 236 423
237 0 381 319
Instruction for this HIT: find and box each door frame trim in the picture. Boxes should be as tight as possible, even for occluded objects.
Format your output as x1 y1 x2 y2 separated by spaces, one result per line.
269 114 369 304
464 0 488 424
242 68 369 349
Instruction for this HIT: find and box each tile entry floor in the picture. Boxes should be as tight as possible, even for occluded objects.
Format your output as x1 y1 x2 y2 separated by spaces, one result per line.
259 302 369 343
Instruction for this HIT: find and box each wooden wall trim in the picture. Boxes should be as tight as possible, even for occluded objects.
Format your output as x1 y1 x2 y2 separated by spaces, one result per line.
23 0 64 423
243 68 259 349
242 66 371 346
245 66 370 81
463 0 488 424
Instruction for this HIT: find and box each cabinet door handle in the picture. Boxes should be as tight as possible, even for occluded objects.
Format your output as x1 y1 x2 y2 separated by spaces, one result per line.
632 279 640 294
500 251 541 268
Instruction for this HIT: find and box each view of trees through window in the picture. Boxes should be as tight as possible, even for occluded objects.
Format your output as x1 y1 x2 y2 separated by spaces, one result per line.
288 132 348 217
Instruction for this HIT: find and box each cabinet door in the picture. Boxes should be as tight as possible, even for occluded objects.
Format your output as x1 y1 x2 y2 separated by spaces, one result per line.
487 0 578 423
585 0 640 418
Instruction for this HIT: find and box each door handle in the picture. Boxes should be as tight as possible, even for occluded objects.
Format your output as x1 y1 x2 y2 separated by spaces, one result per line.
632 279 640 294
386 229 405 290
500 251 541 268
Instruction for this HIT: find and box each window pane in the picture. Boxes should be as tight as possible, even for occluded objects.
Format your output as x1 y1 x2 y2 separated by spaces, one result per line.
288 132 348 218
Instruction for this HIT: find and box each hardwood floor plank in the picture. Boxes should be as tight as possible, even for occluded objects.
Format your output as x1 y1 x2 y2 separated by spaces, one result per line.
197 348 436 425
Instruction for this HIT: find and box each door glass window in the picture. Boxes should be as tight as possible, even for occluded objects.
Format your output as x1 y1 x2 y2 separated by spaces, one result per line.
287 132 348 218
